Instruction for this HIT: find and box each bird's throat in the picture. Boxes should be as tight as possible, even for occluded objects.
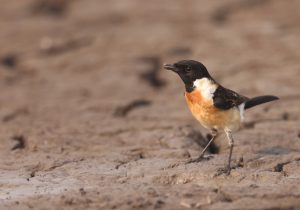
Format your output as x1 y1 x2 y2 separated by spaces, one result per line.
185 82 195 93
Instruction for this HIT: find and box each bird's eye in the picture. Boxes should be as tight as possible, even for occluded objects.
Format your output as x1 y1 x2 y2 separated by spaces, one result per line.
186 66 191 72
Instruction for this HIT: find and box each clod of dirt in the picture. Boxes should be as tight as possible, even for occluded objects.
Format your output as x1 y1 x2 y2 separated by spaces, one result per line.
243 117 288 130
2 108 29 123
1 54 17 69
154 200 165 209
79 188 87 196
31 0 70 16
11 135 26 150
243 121 256 129
26 163 42 181
131 197 152 209
30 171 35 178
274 163 285 172
168 47 192 56
216 190 233 203
45 158 85 171
282 112 289 121
153 173 194 185
113 99 151 117
139 56 166 89
263 106 270 112
40 37 93 56
273 161 292 173
211 0 271 24
180 199 203 208
182 150 191 158
236 157 244 168
258 147 298 155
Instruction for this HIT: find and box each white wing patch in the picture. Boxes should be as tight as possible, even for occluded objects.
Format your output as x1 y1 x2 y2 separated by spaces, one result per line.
193 78 217 100
238 103 245 121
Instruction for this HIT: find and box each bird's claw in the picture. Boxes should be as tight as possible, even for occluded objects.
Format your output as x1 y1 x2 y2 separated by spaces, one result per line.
185 154 214 164
214 167 231 176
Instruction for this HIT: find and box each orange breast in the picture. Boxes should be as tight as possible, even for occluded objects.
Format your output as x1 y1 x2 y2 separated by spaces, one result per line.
185 90 241 131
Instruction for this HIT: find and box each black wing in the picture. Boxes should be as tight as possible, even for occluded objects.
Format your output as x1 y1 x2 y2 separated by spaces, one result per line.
213 86 248 110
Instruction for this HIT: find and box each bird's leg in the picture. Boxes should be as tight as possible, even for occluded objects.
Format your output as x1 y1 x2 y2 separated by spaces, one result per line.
226 131 234 175
186 129 218 164
214 130 234 176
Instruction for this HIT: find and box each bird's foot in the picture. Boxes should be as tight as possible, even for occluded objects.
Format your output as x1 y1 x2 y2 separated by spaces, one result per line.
214 167 231 176
185 154 214 164
165 155 214 169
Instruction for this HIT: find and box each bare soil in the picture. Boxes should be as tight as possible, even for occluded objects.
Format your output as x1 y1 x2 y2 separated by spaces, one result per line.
0 0 300 209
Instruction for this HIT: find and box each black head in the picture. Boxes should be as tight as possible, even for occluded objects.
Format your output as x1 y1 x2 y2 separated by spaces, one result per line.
164 60 211 92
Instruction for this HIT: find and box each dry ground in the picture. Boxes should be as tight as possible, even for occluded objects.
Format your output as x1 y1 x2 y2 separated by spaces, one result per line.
0 0 300 209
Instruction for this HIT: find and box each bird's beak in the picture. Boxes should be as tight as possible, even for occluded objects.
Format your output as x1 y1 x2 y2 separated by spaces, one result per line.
163 63 177 72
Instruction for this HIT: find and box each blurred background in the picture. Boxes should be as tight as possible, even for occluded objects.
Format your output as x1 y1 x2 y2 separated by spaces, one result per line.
0 0 300 209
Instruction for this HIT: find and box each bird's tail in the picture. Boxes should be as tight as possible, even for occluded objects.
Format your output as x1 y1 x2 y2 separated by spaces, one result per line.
244 95 279 110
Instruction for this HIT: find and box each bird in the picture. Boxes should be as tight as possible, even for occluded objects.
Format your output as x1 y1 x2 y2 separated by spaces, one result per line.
164 60 279 175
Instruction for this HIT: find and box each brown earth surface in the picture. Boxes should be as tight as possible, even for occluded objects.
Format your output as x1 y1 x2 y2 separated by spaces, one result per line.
0 0 300 209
